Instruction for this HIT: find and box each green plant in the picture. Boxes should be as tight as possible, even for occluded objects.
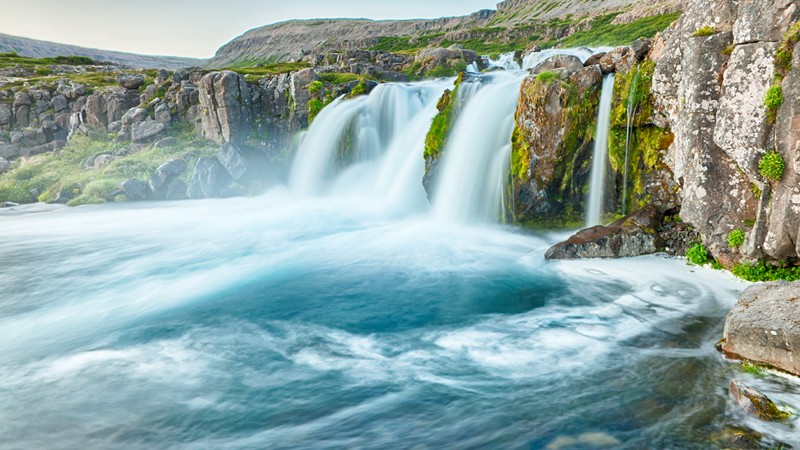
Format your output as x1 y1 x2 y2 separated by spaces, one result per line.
764 84 783 120
535 71 559 84
732 260 800 282
728 229 745 249
775 22 800 74
559 12 681 47
308 80 324 95
692 26 718 37
686 242 710 266
349 79 367 98
759 150 785 182
307 98 325 123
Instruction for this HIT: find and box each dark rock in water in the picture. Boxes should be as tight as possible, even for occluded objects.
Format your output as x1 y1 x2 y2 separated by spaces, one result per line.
149 159 188 199
186 157 233 199
122 179 149 201
729 380 791 421
216 142 271 184
164 179 188 201
1 202 19 208
545 206 663 260
722 281 800 376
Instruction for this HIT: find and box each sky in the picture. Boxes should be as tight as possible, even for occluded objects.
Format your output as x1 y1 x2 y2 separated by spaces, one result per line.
1 0 501 59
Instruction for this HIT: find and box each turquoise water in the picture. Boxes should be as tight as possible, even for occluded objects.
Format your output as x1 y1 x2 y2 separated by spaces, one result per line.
0 193 797 449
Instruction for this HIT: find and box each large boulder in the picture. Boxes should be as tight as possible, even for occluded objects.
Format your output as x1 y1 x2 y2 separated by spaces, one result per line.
121 179 148 201
186 156 233 199
116 74 146 90
198 71 253 144
722 281 800 376
415 47 479 72
131 121 166 143
149 159 187 199
545 206 663 259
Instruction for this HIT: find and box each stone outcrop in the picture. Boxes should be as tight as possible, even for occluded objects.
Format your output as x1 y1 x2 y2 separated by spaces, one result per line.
721 281 800 376
648 0 800 259
729 380 792 421
545 206 663 259
414 47 479 73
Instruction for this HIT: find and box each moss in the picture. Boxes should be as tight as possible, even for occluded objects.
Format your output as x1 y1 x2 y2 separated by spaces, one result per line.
728 229 746 249
348 79 367 98
764 84 783 122
759 150 785 182
609 126 673 210
308 80 324 95
318 73 363 84
510 126 531 182
686 242 710 265
424 86 457 160
307 98 326 123
732 260 800 282
692 26 718 37
535 71 559 84
775 21 800 76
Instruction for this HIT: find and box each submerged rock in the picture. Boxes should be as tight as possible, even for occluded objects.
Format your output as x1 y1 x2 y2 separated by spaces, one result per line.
186 156 233 199
729 380 792 421
545 206 663 260
722 281 800 376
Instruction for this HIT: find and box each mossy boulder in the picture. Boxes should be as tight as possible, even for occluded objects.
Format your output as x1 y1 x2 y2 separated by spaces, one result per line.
509 64 603 226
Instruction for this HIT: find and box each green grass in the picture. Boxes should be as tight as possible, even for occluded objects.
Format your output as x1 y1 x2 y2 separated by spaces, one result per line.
775 21 800 74
0 52 101 69
535 71 559 84
318 73 363 84
226 62 311 78
0 126 215 206
559 12 681 47
368 33 445 52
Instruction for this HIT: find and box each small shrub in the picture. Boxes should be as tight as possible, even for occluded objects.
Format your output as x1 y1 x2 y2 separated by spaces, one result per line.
535 71 559 84
732 260 800 282
764 84 783 118
759 150 785 182
308 81 324 95
692 26 718 37
686 242 710 266
728 229 745 249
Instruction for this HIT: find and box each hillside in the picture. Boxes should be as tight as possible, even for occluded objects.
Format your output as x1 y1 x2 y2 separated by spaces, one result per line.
209 0 681 67
0 33 206 70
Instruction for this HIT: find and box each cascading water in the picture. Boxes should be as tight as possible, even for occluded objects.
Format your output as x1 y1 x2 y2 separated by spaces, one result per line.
585 73 616 227
432 72 524 223
288 81 448 200
522 47 597 70
483 52 521 71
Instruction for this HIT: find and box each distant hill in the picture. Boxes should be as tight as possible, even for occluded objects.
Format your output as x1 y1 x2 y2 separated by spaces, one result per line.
209 0 680 67
0 33 206 70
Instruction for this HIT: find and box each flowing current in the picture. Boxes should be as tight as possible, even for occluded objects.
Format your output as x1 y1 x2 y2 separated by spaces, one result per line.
585 73 616 227
1 70 798 449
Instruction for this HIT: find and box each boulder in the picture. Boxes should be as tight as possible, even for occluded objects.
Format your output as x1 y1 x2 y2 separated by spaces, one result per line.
164 178 187 201
154 137 177 149
729 380 791 421
414 47 479 72
121 179 148 201
148 159 187 199
598 47 638 74
121 107 148 125
0 157 9 174
584 52 606 67
186 156 233 199
131 121 166 143
531 55 584 75
84 153 115 170
545 206 663 260
116 74 146 90
722 281 800 376
198 71 253 144
154 103 171 124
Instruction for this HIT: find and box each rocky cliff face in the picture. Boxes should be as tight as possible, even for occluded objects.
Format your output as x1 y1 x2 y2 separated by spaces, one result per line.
652 0 800 263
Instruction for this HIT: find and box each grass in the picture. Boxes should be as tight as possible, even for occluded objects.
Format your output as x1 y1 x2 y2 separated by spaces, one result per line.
318 73 364 84
559 12 681 47
0 52 102 69
0 126 215 206
732 260 800 282
368 33 445 52
225 62 311 78
686 242 710 266
535 71 559 84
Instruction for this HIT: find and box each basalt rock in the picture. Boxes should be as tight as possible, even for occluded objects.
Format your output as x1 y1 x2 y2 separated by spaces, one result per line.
729 380 791 421
545 206 663 259
722 281 800 377
186 156 233 199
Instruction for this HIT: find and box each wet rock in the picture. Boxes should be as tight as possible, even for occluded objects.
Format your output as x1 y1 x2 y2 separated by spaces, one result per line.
164 178 188 201
584 52 606 67
545 206 663 260
148 159 187 199
186 156 233 199
729 380 791 421
0 202 20 208
531 55 584 75
722 281 800 376
121 179 148 201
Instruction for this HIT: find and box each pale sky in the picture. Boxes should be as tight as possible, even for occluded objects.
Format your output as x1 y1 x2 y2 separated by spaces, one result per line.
1 0 501 59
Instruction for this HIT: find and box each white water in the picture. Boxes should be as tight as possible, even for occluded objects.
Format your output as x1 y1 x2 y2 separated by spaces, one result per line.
431 72 523 223
289 82 448 199
585 73 616 227
483 52 521 71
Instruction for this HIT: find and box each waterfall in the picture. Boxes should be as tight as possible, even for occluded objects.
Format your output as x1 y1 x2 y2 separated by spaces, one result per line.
585 73 616 227
289 81 448 198
483 52 521 71
622 67 640 216
431 72 524 223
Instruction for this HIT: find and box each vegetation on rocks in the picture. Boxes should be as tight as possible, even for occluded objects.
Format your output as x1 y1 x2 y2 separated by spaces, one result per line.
692 26 718 37
732 261 800 282
686 242 711 266
424 83 458 160
0 126 215 206
727 229 745 249
758 150 785 182
775 21 800 75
